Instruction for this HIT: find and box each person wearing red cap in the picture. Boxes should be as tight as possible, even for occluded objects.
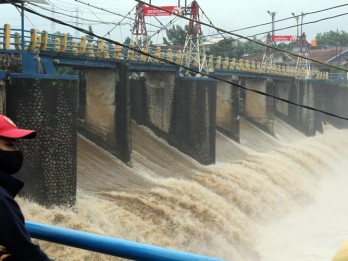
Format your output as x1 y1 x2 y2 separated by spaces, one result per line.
0 115 52 260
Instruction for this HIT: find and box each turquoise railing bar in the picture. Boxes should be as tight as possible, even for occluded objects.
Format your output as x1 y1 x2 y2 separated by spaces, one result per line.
25 221 226 261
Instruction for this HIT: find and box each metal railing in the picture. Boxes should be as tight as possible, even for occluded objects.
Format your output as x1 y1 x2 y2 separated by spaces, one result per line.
0 23 328 79
25 221 226 261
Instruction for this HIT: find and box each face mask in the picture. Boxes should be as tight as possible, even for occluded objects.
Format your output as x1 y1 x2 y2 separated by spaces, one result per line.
0 150 24 174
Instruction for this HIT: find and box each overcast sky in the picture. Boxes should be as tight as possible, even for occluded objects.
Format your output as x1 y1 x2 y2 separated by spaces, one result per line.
1 0 347 44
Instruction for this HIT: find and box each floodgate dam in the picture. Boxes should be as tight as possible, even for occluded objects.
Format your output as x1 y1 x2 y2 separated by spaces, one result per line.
1 14 348 209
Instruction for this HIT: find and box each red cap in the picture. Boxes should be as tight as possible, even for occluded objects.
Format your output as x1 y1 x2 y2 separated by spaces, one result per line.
0 115 37 139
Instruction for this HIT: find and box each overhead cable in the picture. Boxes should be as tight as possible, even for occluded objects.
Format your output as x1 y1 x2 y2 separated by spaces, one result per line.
73 0 164 31
222 3 348 34
6 1 348 122
203 12 348 41
135 0 348 73
29 2 129 26
245 12 348 39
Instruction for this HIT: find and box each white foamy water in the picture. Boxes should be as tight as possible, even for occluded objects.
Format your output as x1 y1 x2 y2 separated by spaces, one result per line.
256 165 348 261
17 124 348 261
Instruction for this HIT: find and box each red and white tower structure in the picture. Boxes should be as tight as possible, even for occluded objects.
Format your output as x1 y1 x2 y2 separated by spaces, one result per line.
261 33 275 73
131 3 148 48
296 32 311 78
180 0 207 76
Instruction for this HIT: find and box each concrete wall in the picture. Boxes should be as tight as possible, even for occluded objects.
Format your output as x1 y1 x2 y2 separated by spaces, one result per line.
172 78 216 165
216 78 240 142
6 78 77 206
143 72 175 133
320 82 348 128
130 76 217 165
130 78 147 125
287 80 316 136
243 78 273 134
83 68 118 139
273 80 291 119
78 63 131 163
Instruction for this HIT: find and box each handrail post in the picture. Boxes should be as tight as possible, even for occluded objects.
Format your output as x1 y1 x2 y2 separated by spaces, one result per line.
59 33 67 52
40 31 48 51
14 32 21 50
27 28 37 51
79 36 86 55
3 24 11 50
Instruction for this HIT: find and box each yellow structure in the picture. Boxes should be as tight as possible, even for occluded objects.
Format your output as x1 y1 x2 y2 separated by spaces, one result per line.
0 23 329 80
332 240 348 261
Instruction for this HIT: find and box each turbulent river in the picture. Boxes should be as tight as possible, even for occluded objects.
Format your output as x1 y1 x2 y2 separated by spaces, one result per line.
17 118 348 261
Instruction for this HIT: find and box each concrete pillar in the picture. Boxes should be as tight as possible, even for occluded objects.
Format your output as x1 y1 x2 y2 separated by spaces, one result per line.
289 80 316 136
6 78 78 206
320 82 348 128
129 74 216 165
216 77 240 142
130 78 147 125
288 80 300 126
301 81 316 135
77 63 131 164
273 80 292 120
143 72 175 133
243 78 274 134
172 78 216 165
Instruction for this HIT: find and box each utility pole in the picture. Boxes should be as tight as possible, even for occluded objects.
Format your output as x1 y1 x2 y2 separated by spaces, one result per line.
50 5 55 33
261 10 276 73
291 12 299 40
74 7 80 38
267 10 276 39
300 12 305 36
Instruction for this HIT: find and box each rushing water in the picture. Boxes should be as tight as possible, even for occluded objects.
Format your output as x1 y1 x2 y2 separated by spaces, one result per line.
17 121 348 261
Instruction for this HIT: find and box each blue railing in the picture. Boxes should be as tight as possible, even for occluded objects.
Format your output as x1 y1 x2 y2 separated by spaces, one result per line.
25 221 226 261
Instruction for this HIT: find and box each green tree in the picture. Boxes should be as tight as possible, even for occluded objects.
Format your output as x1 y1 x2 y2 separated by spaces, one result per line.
207 37 242 58
207 37 265 59
243 37 264 55
123 37 131 45
276 42 294 51
163 25 187 46
316 30 348 46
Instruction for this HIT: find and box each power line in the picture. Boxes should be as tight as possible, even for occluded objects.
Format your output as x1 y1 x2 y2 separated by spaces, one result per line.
221 3 348 34
199 6 226 40
202 10 348 43
148 16 180 42
73 0 189 41
6 1 348 122
102 6 135 38
73 0 164 31
36 1 348 52
29 2 131 26
135 0 348 73
210 11 348 43
245 12 348 39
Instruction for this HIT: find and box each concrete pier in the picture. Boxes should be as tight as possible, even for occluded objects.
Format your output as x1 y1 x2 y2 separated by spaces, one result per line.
77 63 131 164
130 76 216 165
216 77 240 142
5 77 78 206
242 78 274 134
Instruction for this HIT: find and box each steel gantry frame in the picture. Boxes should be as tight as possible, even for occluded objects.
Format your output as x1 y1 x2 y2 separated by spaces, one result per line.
180 0 208 77
296 32 311 79
261 33 275 73
131 2 148 49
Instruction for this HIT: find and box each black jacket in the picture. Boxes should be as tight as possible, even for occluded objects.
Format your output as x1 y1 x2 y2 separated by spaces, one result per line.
0 170 52 260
